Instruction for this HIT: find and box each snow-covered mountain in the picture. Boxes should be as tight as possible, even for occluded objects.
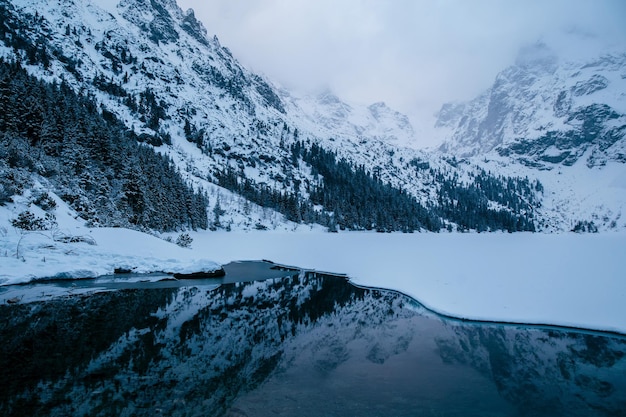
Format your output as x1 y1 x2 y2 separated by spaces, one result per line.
0 0 624 232
283 89 418 148
0 0 434 231
0 0 547 233
1 0 418 161
437 41 626 167
435 40 626 231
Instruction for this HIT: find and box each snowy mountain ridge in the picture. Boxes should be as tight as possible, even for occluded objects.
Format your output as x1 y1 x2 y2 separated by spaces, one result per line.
0 0 624 232
1 0 436 231
282 89 418 148
437 41 626 168
434 40 626 232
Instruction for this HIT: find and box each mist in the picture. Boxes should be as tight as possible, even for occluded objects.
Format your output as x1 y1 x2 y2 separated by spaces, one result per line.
177 0 626 147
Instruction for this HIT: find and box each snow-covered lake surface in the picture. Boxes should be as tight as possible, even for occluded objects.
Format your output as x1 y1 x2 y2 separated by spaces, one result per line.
194 231 626 334
2 209 625 334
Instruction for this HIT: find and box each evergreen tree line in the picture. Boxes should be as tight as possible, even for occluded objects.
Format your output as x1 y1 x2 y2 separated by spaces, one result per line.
0 58 208 231
216 140 541 233
214 165 325 226
215 141 443 232
292 141 442 232
434 169 538 232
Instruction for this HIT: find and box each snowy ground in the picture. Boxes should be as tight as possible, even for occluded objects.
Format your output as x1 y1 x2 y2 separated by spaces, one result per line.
0 193 221 282
1 193 625 334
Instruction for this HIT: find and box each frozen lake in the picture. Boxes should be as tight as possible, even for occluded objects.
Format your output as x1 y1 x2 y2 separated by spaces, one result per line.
4 225 625 334
1 261 625 416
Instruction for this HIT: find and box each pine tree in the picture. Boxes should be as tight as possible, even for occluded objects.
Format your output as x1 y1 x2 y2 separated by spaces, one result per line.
212 198 225 229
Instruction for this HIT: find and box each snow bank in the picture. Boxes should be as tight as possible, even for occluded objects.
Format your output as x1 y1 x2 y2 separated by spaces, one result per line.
0 190 221 285
0 225 221 284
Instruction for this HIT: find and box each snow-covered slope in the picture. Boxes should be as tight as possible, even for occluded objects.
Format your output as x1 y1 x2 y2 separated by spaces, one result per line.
473 154 626 232
0 185 222 284
435 40 626 231
0 0 437 229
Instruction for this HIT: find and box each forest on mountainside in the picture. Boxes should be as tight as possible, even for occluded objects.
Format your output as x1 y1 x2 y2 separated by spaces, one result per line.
0 55 540 233
0 0 542 234
293 142 442 232
215 140 539 233
434 167 540 232
0 58 208 231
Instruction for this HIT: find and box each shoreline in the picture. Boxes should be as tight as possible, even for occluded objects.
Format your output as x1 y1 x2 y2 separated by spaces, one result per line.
3 229 626 336
6 258 623 339
348 280 626 339
270 260 626 339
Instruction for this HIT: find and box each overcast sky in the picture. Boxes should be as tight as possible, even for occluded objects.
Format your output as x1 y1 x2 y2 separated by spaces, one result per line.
177 0 625 145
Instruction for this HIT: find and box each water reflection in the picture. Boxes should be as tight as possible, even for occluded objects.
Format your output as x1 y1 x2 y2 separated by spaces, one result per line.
1 264 625 417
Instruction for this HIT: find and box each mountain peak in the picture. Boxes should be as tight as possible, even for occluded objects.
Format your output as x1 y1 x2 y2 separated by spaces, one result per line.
436 43 626 165
181 7 209 46
367 101 389 114
514 41 558 73
316 89 347 107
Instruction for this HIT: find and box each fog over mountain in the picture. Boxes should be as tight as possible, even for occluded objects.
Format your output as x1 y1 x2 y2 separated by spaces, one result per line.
179 0 626 148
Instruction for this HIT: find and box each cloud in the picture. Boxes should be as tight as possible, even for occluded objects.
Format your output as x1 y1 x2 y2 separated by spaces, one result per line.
177 0 626 145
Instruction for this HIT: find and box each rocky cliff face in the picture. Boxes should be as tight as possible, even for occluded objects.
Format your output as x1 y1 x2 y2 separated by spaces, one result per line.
434 41 626 231
437 42 626 169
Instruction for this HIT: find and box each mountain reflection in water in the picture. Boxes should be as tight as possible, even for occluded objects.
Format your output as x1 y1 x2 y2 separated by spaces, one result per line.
1 261 625 417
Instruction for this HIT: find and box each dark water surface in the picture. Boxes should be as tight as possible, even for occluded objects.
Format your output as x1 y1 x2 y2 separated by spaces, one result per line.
1 261 625 417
